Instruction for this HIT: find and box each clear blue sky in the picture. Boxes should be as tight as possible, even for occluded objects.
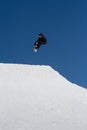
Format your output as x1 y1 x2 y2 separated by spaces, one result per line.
0 0 87 88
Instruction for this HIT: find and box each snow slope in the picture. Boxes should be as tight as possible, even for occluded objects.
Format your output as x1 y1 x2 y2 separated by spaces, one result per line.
0 63 87 130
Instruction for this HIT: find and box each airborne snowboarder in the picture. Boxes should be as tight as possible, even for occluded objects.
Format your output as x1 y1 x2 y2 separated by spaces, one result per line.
33 33 47 52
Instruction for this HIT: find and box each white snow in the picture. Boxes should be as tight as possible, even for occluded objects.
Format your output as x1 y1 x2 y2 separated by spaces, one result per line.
0 63 87 130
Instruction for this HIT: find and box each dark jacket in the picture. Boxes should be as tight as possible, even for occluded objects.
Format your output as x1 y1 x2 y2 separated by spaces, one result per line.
34 34 47 49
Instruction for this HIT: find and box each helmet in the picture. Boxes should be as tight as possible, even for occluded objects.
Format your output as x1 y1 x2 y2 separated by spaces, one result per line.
38 33 44 38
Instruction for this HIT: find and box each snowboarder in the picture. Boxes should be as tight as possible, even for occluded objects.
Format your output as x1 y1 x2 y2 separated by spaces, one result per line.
34 33 47 52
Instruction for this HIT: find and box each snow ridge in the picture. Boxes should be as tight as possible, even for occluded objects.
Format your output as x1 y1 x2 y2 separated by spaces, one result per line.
0 63 87 130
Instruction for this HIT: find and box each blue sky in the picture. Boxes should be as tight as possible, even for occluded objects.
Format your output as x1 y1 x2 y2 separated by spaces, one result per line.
0 0 87 88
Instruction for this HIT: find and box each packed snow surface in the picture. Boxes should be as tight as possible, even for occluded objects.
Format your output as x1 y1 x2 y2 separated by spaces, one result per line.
0 63 87 130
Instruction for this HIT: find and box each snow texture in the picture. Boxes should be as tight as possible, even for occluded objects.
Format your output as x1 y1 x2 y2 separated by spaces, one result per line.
0 63 87 130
